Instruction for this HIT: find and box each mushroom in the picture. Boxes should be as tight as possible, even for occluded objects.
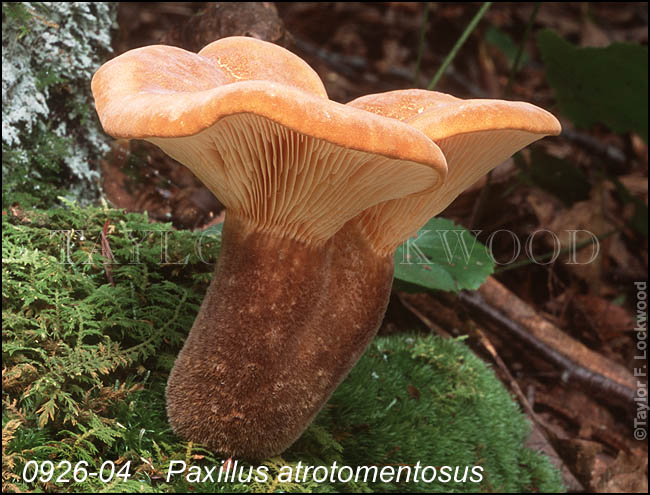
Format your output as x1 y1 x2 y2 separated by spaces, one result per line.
92 36 447 459
92 36 560 459
347 90 562 251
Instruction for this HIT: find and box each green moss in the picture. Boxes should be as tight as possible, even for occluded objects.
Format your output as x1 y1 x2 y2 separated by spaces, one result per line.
307 335 565 492
2 203 564 493
2 130 75 209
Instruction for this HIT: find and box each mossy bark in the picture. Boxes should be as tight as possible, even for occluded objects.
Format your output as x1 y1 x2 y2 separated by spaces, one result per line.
166 214 393 458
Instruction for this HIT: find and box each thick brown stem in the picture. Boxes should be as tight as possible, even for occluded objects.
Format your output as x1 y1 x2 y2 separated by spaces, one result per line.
166 214 393 459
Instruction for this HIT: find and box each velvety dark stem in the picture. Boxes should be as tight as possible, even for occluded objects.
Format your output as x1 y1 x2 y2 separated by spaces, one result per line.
166 214 394 459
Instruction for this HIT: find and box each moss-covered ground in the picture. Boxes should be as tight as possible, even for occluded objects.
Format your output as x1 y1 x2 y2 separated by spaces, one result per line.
2 203 564 492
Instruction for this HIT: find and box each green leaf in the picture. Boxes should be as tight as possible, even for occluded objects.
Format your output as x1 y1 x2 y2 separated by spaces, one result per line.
393 217 494 292
537 29 648 143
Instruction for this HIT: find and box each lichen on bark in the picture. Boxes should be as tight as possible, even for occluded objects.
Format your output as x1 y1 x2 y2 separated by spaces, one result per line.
2 2 117 208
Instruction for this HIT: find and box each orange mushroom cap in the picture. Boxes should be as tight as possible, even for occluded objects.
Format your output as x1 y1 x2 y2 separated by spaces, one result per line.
92 37 448 245
348 89 561 253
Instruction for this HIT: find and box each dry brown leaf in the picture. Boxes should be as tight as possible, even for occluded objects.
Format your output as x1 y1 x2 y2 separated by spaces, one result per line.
555 437 605 489
619 173 649 197
593 449 649 493
580 19 611 47
573 294 635 342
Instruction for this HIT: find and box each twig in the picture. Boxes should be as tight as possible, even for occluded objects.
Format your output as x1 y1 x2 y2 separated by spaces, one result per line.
413 2 431 85
505 2 541 97
475 327 585 491
459 279 637 408
101 219 115 287
495 229 617 273
396 292 451 337
471 3 540 229
292 37 368 80
427 2 492 90
294 18 628 170
475 328 542 421
561 126 626 164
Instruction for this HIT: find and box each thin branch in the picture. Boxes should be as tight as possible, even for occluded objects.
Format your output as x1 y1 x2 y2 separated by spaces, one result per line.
505 2 541 97
427 2 492 90
459 289 637 408
413 2 431 85
472 2 541 228
495 229 617 274
396 292 451 337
